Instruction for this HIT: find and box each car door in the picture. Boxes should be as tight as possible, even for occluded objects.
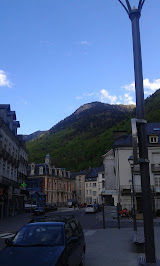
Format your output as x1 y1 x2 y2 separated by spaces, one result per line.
65 221 81 266
74 219 85 253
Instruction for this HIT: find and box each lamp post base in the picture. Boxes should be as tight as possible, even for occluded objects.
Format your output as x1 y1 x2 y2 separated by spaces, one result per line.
139 256 160 266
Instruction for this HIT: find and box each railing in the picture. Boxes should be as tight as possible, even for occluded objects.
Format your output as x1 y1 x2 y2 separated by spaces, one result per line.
151 164 160 172
121 185 155 194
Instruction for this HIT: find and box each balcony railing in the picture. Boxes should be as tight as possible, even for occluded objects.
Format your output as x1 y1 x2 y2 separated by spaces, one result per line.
151 164 160 172
121 185 155 194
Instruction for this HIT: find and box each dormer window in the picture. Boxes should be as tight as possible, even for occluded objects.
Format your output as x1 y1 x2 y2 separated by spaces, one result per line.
149 136 158 144
39 167 43 175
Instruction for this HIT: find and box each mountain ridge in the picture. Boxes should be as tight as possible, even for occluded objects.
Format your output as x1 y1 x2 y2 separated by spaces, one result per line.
26 89 160 172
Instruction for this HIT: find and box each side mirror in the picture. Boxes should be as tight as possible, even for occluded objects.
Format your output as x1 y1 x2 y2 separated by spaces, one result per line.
5 238 13 245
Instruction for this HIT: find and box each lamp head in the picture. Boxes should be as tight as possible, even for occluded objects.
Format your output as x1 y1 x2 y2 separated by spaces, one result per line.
128 155 134 167
118 0 145 15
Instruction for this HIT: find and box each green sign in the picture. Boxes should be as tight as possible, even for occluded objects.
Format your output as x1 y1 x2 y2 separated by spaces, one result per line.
21 182 26 188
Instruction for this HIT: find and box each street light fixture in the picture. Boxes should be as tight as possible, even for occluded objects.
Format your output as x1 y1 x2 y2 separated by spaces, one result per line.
118 0 156 263
128 156 137 232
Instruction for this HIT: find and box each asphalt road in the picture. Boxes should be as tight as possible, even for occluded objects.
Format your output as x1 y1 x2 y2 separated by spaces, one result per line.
0 207 145 251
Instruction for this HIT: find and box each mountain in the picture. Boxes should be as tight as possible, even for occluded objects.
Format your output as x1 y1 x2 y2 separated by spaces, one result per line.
23 130 48 142
26 89 160 172
26 102 135 171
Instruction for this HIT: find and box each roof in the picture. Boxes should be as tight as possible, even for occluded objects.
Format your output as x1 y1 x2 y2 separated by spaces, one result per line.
26 221 64 226
70 169 88 178
85 165 104 180
113 123 160 147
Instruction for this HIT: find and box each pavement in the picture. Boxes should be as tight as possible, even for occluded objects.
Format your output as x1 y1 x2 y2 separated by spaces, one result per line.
0 209 160 265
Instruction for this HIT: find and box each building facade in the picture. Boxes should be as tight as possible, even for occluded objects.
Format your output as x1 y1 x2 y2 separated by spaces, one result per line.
103 123 160 213
0 105 28 218
27 155 74 207
85 166 104 204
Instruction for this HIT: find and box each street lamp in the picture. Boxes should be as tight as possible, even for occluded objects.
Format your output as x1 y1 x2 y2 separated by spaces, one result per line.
118 0 156 263
128 156 137 232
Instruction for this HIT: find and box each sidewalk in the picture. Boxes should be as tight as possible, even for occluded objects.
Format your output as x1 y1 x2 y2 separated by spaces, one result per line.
84 227 160 266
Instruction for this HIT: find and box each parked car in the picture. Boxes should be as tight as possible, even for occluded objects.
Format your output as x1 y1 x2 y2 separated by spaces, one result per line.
0 216 86 266
85 204 96 213
33 207 45 215
24 204 37 213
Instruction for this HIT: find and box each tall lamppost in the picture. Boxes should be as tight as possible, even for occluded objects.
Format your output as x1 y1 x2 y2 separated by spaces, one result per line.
118 0 156 263
128 156 137 232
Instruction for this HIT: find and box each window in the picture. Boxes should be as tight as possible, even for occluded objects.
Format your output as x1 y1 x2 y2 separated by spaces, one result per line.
93 183 96 187
48 180 52 189
155 176 160 187
74 219 83 235
65 223 72 241
86 183 88 187
93 191 97 196
39 167 43 175
86 190 88 195
90 183 92 187
90 190 91 195
149 136 158 144
69 221 79 237
79 176 81 181
48 193 51 201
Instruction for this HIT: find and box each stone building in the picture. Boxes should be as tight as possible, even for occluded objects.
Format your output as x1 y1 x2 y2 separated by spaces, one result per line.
0 104 28 218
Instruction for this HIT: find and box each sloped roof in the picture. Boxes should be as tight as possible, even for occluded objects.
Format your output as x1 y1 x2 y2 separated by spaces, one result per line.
85 165 104 180
113 123 160 147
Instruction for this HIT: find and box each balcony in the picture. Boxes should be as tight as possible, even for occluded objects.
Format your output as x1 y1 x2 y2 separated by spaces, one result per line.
121 185 155 195
151 164 160 172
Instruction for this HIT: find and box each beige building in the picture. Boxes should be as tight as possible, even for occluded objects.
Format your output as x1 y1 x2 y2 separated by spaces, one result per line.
71 170 86 205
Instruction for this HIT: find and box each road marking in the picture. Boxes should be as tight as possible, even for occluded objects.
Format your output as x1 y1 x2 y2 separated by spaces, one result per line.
0 233 15 239
84 230 96 236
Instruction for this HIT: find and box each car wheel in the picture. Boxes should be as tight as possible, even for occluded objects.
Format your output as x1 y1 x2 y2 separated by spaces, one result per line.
79 251 85 266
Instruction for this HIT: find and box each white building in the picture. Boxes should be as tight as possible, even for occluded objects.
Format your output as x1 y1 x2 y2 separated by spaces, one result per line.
85 166 104 204
103 123 160 213
0 105 28 218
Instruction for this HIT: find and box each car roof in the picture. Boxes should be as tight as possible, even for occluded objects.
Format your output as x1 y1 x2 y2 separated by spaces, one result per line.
25 221 64 227
29 215 77 224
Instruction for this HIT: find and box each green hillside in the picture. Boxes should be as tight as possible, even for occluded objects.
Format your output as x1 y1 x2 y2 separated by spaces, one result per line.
26 89 160 172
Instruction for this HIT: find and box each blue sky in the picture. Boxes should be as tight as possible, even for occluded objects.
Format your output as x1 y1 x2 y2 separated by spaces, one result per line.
0 0 160 135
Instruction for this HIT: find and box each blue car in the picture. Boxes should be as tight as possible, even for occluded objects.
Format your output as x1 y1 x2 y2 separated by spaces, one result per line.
0 216 86 266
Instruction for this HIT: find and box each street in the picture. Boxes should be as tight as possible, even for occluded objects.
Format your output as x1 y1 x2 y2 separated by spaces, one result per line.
0 207 130 250
0 208 160 265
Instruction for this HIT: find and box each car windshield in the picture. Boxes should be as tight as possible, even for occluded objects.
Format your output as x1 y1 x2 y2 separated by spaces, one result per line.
35 208 43 210
11 224 64 247
87 205 93 207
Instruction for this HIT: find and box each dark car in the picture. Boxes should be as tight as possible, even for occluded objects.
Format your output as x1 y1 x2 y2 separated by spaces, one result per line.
0 216 86 266
34 207 45 215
